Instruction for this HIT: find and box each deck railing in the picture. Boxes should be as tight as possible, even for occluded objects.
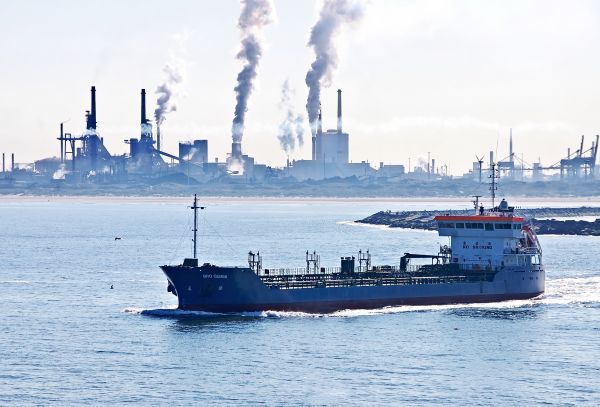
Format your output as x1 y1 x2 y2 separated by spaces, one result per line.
262 275 471 290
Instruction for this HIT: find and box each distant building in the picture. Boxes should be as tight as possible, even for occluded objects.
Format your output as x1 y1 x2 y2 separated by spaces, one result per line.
179 140 208 164
378 163 405 177
315 129 349 164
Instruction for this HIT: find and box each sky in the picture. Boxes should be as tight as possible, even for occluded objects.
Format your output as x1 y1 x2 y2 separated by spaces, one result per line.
1 0 600 174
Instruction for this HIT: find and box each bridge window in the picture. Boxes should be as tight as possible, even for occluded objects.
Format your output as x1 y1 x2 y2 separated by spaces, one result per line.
438 222 455 228
465 223 483 229
456 223 464 228
513 223 522 229
485 223 494 231
495 223 512 229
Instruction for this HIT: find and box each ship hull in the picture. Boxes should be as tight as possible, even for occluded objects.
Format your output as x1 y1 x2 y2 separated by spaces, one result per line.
161 264 545 314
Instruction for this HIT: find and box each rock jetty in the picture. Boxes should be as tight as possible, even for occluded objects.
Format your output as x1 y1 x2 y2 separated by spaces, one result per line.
357 207 600 236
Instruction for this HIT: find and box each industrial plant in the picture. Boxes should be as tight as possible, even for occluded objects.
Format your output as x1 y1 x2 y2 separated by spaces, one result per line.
0 83 598 195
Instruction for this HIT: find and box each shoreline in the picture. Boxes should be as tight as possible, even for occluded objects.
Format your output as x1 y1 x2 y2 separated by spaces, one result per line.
1 194 600 205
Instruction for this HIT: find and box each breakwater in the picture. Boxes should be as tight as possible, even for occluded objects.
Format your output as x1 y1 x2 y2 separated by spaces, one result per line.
357 207 600 236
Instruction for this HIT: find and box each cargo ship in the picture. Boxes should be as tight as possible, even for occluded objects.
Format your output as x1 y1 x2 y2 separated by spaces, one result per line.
160 195 545 313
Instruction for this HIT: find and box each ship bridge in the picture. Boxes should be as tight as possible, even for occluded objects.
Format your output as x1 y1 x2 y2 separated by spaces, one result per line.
434 199 540 270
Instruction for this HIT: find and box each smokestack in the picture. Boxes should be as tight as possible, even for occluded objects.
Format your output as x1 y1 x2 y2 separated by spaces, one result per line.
312 135 316 161
86 87 97 130
157 126 161 152
11 153 14 172
2 153 4 173
141 89 147 124
318 107 323 135
337 89 342 133
232 142 242 159
90 86 96 130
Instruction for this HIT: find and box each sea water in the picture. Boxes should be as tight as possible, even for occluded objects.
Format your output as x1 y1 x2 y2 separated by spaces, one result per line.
0 197 599 406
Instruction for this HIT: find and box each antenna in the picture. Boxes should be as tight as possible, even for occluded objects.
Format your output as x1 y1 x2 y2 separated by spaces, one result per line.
472 195 482 215
489 162 498 208
190 194 206 260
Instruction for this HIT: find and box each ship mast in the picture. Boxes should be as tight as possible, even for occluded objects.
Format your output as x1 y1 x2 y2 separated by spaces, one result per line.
190 194 205 260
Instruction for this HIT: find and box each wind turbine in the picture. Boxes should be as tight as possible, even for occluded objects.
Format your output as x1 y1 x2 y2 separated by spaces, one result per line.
475 155 484 183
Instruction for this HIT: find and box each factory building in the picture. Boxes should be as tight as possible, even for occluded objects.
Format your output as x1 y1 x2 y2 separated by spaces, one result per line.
378 163 405 177
126 89 168 175
179 140 208 164
288 89 375 180
314 90 349 164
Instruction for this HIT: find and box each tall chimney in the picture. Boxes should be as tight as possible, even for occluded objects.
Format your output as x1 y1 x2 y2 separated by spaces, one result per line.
489 151 494 167
156 125 161 152
318 107 323 135
11 153 15 172
2 153 4 173
141 89 147 124
337 89 342 133
231 142 242 159
90 86 97 130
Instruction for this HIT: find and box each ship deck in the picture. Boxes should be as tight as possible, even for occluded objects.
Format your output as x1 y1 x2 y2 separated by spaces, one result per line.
258 265 497 290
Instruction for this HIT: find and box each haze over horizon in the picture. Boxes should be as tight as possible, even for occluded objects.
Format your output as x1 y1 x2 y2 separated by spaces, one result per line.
2 0 600 174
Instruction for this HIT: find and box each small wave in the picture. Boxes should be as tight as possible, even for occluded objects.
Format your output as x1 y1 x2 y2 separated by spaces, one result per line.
543 276 600 306
124 307 315 319
0 280 31 284
337 220 435 233
123 307 225 317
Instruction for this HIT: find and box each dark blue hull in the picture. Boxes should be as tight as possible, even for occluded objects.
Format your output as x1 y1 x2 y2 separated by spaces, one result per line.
161 264 545 313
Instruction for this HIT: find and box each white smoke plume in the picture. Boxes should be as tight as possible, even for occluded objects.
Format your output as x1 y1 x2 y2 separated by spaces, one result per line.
141 122 153 137
154 65 182 126
277 80 305 154
232 0 275 143
305 0 364 134
154 32 189 127
183 147 198 162
52 163 67 180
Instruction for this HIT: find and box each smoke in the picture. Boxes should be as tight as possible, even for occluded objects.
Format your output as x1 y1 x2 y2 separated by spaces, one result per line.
231 0 275 143
183 147 198 162
305 0 365 135
52 163 67 180
154 32 189 127
154 65 182 126
141 122 152 137
277 80 305 154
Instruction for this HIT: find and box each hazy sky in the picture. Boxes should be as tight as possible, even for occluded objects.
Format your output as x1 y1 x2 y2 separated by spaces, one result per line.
1 0 600 173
